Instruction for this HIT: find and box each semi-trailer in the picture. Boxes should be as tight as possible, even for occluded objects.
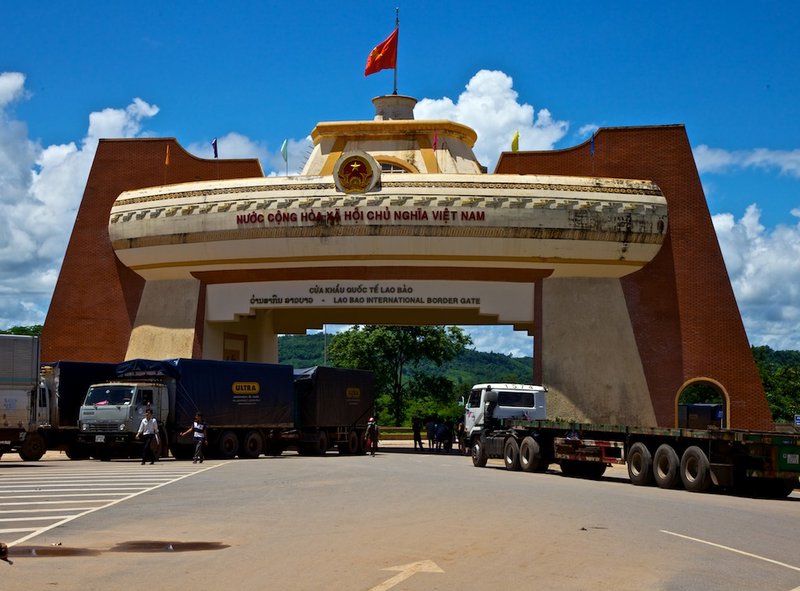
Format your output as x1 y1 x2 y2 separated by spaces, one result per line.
77 358 375 459
1 334 120 461
0 334 40 460
466 383 800 498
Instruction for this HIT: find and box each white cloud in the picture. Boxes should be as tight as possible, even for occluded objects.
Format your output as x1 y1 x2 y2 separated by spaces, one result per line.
415 70 569 170
0 72 26 108
695 144 800 178
0 73 158 329
713 205 800 350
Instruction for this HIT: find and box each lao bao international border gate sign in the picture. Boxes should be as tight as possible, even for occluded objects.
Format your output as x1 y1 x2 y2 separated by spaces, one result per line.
206 280 534 325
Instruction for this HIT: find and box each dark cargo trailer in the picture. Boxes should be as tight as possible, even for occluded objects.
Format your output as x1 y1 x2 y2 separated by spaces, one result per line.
77 359 375 460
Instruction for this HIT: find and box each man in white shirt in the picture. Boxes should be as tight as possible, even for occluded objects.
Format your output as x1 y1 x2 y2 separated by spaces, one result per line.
136 408 159 465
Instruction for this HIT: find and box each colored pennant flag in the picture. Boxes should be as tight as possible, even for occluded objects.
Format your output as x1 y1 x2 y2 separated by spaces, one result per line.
165 144 170 166
432 131 438 151
280 139 288 163
511 131 519 152
590 134 595 157
212 138 218 159
364 28 398 76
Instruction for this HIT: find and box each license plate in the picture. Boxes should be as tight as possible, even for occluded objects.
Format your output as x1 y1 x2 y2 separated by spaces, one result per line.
95 435 105 443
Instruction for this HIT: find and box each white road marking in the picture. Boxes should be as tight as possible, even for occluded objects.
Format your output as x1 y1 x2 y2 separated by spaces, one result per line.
368 560 444 591
2 462 229 546
661 530 800 572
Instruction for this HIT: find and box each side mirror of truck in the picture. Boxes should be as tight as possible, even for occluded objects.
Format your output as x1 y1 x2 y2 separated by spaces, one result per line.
484 390 498 404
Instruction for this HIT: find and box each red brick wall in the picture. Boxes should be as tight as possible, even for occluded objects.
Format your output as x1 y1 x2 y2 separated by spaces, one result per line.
496 125 773 430
41 139 263 364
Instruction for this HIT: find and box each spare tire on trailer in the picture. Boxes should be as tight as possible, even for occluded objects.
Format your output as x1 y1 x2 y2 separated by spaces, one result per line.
653 444 682 489
627 442 654 486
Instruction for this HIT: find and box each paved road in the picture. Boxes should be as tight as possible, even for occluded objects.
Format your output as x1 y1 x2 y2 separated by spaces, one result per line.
1 447 798 591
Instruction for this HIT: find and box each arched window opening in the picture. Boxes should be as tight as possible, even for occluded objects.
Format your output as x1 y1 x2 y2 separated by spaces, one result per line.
677 380 727 429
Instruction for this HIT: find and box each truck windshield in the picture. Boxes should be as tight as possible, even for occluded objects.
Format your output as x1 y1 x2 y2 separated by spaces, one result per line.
497 391 535 407
85 386 134 406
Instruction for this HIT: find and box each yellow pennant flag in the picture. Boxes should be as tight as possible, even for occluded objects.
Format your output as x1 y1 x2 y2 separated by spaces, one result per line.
511 131 520 152
165 145 171 166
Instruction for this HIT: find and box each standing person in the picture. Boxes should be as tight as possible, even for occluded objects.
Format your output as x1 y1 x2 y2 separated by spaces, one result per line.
412 417 424 451
425 418 435 450
135 408 159 465
181 412 207 464
456 419 467 455
365 417 379 457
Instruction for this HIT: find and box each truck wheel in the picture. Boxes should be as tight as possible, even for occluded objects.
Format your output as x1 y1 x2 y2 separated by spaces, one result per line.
218 430 239 459
341 430 359 455
653 444 681 489
315 431 329 455
471 438 488 468
627 442 654 486
65 443 90 460
503 437 521 471
19 433 46 461
740 477 797 498
265 441 285 456
240 431 264 459
680 446 711 492
519 437 542 472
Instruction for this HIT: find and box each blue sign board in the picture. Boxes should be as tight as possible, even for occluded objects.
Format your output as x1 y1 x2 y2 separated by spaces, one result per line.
795 414 800 427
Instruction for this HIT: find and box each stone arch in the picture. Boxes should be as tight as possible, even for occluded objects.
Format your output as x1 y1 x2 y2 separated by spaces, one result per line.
675 377 730 429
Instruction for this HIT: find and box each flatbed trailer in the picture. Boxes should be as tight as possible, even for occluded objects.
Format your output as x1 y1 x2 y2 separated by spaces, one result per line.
471 418 800 498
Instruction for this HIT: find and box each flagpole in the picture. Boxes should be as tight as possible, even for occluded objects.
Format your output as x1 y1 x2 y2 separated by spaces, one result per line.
393 7 399 95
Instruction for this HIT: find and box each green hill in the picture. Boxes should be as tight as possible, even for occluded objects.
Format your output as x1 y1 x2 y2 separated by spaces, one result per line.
278 333 533 386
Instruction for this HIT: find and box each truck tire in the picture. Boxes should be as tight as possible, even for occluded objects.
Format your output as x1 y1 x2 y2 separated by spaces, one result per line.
739 477 797 499
265 441 285 456
653 444 681 489
627 442 654 486
65 443 90 460
241 430 264 459
218 430 239 459
519 437 542 472
19 432 46 461
503 437 521 471
471 438 488 468
316 431 329 455
340 430 359 455
680 446 711 492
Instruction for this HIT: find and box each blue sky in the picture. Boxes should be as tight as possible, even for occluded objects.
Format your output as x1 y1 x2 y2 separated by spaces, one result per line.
1 1 799 355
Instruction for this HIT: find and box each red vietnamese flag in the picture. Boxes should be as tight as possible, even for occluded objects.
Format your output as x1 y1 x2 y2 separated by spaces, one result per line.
364 28 398 76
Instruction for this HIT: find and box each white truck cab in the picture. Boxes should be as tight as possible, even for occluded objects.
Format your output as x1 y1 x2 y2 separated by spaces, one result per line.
464 383 547 440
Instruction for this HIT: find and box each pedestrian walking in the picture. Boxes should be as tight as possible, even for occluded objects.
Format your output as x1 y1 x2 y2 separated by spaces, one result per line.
181 411 207 463
135 408 159 465
365 417 379 456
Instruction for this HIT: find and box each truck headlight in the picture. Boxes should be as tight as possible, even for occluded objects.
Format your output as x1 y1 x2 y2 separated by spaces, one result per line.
119 423 127 432
80 423 87 432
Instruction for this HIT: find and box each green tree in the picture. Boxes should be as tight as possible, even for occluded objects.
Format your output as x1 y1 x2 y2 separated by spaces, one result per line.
753 346 800 423
327 325 472 426
0 325 43 336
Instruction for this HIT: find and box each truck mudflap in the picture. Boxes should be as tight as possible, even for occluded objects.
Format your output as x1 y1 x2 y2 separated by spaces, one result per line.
553 436 625 465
